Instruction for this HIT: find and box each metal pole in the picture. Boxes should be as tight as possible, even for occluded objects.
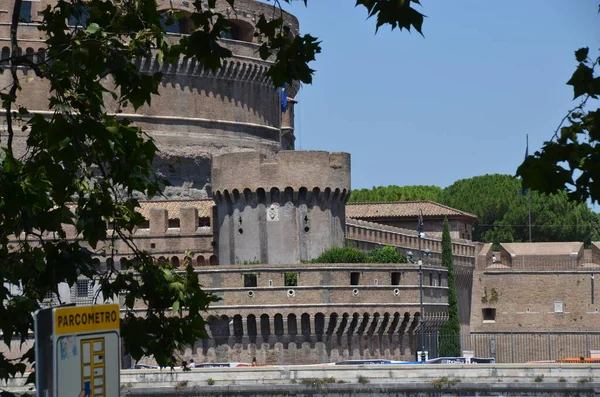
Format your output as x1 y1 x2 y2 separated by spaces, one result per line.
417 209 426 362
419 264 426 362
527 134 532 243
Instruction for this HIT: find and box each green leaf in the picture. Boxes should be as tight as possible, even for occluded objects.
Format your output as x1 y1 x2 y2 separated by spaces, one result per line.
85 23 100 34
575 47 589 63
567 64 595 99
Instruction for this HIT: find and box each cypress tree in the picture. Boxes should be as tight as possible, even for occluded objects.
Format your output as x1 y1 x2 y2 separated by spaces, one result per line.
438 217 461 357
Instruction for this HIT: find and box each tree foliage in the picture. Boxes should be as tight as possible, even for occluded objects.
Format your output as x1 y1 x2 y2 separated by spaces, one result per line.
518 44 600 204
352 175 600 246
440 174 600 245
311 245 406 264
349 185 442 203
0 0 428 390
437 217 461 357
366 245 407 263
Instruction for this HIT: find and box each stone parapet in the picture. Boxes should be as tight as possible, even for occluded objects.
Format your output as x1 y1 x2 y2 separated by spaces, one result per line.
212 151 351 195
346 219 476 264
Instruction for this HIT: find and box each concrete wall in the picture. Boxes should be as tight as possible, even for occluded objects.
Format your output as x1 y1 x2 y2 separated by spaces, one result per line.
212 151 351 264
4 364 600 396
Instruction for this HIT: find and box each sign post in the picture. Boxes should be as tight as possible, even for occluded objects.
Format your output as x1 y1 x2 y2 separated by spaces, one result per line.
35 303 121 397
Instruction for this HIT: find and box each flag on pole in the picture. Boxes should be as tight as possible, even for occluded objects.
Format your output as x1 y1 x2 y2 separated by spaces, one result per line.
279 84 288 113
520 134 529 197
417 209 424 236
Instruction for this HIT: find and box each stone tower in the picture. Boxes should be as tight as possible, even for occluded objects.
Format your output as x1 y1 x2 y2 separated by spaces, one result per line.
212 151 351 264
0 0 300 199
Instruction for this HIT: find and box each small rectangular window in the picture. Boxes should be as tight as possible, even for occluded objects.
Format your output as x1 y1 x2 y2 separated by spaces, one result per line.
429 273 433 286
284 272 298 287
77 279 89 298
482 308 496 322
438 273 442 287
244 274 257 288
20 1 32 23
198 217 211 227
168 218 180 228
554 301 564 313
350 272 360 286
391 272 401 286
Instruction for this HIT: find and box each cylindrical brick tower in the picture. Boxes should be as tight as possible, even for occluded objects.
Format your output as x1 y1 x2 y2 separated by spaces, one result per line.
0 0 300 199
212 151 351 264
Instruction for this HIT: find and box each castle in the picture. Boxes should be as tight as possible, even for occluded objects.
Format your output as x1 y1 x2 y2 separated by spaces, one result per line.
1 0 599 366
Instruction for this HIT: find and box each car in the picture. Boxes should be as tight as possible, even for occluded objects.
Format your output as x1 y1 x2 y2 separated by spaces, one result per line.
425 357 495 364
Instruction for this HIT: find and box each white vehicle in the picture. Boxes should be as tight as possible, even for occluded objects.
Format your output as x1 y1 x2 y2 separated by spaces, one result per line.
425 357 495 364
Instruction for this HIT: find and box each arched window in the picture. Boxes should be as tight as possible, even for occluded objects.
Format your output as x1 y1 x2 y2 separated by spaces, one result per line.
1 47 10 65
36 48 46 64
25 47 34 63
222 19 254 42
160 10 191 34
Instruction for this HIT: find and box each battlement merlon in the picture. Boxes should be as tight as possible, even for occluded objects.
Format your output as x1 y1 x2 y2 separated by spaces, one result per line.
212 151 351 195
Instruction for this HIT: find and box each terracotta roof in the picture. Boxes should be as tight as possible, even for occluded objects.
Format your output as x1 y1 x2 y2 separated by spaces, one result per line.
346 201 477 220
501 242 583 256
138 200 214 219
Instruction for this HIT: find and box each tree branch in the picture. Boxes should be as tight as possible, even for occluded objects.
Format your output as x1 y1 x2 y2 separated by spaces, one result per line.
6 0 23 154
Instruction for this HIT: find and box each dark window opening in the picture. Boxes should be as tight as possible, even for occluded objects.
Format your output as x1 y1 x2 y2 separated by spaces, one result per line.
198 217 210 227
222 22 241 40
139 220 150 229
168 218 180 228
1 47 10 65
244 274 257 288
438 273 442 287
482 308 496 322
429 273 433 286
20 1 32 23
350 272 360 286
221 20 254 42
284 272 298 287
160 12 190 34
391 272 401 286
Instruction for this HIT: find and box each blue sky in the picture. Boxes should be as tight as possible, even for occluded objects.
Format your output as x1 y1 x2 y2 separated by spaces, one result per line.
276 0 599 191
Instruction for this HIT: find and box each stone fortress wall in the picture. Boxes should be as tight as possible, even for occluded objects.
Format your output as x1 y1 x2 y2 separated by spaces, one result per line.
7 0 599 366
212 151 351 265
156 262 450 365
0 0 300 199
